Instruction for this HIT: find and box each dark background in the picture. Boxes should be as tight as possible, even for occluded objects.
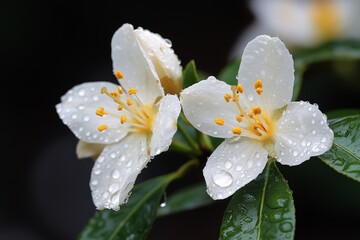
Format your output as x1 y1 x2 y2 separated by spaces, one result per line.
1 1 360 239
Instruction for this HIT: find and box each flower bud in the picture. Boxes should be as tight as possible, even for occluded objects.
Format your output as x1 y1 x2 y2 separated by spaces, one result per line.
135 28 183 95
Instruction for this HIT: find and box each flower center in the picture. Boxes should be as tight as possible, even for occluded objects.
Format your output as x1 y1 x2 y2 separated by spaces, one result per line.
215 79 275 142
311 1 340 42
95 70 156 135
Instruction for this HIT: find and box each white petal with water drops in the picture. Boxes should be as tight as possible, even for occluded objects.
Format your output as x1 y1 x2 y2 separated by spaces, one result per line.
56 82 129 144
180 77 239 138
275 101 334 166
111 23 163 104
150 94 181 156
238 35 294 110
90 134 149 210
203 138 268 200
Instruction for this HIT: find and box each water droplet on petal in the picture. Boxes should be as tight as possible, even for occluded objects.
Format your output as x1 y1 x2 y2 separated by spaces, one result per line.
255 152 260 158
110 152 116 158
78 89 85 96
111 170 120 179
224 161 232 169
108 183 119 193
279 222 293 232
212 171 233 187
236 165 243 171
91 180 98 185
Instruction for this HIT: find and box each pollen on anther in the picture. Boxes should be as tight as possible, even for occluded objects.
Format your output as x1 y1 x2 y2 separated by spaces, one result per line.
224 94 232 102
236 115 242 122
120 115 127 124
128 88 138 95
254 79 263 89
252 106 262 115
96 107 107 117
110 91 120 97
117 104 123 111
126 98 133 106
215 118 224 126
236 84 244 93
115 70 124 80
232 127 242 135
117 86 123 94
256 87 263 95
98 124 108 132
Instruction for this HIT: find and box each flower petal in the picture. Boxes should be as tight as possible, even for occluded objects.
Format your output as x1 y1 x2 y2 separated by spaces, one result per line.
56 82 128 144
203 139 268 200
76 140 105 159
150 94 181 156
180 77 239 138
90 134 149 210
275 101 334 166
238 35 294 110
111 23 164 104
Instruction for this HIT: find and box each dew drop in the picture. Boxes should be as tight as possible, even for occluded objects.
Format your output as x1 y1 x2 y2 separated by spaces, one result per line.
243 216 252 223
243 194 256 202
311 119 315 124
111 169 120 179
236 165 243 171
247 160 253 168
94 169 101 175
78 89 85 96
71 114 77 119
216 193 223 199
91 180 98 185
67 96 73 102
78 105 84 110
98 156 105 163
255 152 260 158
279 222 293 233
84 116 90 122
321 137 327 142
224 161 232 169
212 171 233 187
293 151 298 157
108 183 119 193
110 152 116 158
269 212 282 223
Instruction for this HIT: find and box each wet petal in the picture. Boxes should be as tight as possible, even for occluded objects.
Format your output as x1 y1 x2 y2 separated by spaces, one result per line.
238 35 294 110
275 101 334 166
111 23 164 104
90 134 149 210
203 138 268 200
76 140 105 159
56 82 129 144
150 94 181 156
180 77 239 138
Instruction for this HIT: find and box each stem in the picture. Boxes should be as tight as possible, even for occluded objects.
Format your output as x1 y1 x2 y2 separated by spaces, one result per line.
177 122 201 155
169 140 193 154
199 132 214 151
172 159 200 180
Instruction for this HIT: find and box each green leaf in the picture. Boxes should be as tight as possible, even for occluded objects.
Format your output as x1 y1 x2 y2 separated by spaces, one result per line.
319 114 360 182
157 182 214 217
183 60 199 89
326 108 360 119
217 59 240 86
220 161 295 240
78 174 175 240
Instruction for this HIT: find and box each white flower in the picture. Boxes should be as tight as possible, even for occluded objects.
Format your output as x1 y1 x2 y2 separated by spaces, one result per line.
231 0 360 58
181 35 334 200
134 26 183 95
56 23 181 210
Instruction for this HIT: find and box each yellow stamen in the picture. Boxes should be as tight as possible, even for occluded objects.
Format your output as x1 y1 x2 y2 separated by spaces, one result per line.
120 115 127 124
224 94 232 102
232 127 241 135
110 91 120 98
117 86 123 94
117 104 123 111
128 88 138 95
236 84 244 93
252 106 262 115
115 70 124 80
236 115 242 122
215 118 224 126
98 124 108 132
126 98 133 106
254 80 263 89
256 87 263 95
96 107 107 117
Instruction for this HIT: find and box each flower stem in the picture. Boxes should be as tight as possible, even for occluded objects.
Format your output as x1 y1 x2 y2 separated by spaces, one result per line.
177 120 201 155
173 159 200 180
170 140 193 154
